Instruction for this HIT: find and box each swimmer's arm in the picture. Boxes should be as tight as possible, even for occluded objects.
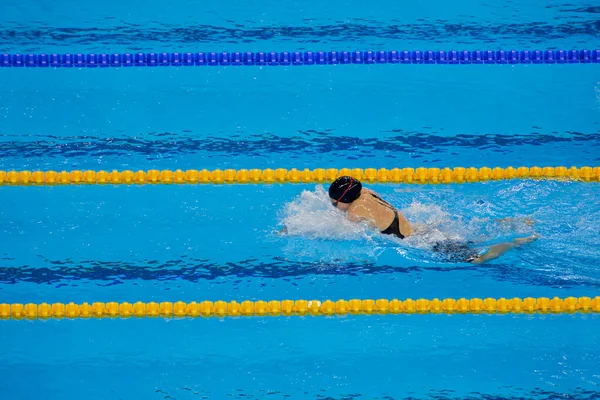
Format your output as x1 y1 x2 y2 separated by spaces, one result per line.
346 212 364 223
494 217 535 226
346 209 377 228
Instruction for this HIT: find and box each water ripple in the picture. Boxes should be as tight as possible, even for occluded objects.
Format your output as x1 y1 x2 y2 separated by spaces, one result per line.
0 19 599 52
150 387 600 400
0 131 598 162
0 256 594 289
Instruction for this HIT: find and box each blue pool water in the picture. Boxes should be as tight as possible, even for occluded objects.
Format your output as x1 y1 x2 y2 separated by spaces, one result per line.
1 0 600 399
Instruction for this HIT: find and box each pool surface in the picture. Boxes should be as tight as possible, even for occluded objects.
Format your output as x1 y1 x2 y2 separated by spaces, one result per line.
1 0 600 399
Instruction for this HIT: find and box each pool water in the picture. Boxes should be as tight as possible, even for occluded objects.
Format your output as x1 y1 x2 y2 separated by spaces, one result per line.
1 0 600 399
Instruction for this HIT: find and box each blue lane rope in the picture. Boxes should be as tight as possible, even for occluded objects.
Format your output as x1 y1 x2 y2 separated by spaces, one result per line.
1 50 599 68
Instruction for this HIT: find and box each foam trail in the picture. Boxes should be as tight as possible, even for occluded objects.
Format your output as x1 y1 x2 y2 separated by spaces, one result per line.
279 186 375 241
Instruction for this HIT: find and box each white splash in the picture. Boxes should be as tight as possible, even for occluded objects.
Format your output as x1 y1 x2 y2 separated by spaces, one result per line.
279 185 375 241
402 200 473 247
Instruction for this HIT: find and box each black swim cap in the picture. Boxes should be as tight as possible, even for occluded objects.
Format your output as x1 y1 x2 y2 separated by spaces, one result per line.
329 176 362 203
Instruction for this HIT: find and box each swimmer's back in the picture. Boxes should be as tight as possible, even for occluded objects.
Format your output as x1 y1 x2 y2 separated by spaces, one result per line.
347 189 412 237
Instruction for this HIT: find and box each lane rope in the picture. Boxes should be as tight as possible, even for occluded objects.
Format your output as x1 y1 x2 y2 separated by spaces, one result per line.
1 166 598 186
1 49 599 68
2 297 599 320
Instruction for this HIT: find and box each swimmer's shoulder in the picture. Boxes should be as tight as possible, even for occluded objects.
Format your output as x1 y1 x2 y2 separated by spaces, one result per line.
346 201 369 223
362 188 376 196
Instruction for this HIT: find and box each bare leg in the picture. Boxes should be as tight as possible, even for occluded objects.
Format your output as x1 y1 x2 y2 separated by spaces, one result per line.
471 235 538 264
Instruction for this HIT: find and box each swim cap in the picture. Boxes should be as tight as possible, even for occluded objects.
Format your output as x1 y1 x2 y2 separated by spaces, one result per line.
328 176 362 203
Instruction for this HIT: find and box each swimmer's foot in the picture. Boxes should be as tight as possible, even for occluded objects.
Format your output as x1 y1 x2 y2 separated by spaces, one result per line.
513 235 539 245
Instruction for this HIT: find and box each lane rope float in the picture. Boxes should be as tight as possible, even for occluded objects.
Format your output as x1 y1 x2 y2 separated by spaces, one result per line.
0 166 598 186
2 297 599 320
1 49 599 68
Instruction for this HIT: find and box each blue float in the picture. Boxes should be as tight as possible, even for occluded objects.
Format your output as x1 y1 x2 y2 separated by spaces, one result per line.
171 53 182 66
280 52 291 65
566 50 578 63
436 51 448 64
292 52 302 65
495 50 507 64
146 53 157 66
268 52 279 66
256 52 267 66
544 50 556 63
37 54 49 67
110 53 122 67
460 51 471 64
242 52 254 65
304 51 315 65
134 52 145 66
399 51 411 64
159 52 170 66
388 51 400 64
219 52 230 66
98 54 109 67
316 51 327 65
411 51 423 63
12 54 24 67
86 53 98 67
231 52 243 66
207 52 218 66
0 49 596 68
183 52 194 66
74 54 85 67
448 50 459 64
25 54 37 67
352 51 363 64
0 54 10 67
50 54 61 67
122 53 133 67
339 51 350 64
483 50 495 64
531 50 543 64
327 51 339 64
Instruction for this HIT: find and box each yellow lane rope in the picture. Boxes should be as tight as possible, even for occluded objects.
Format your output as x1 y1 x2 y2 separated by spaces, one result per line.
0 166 599 186
2 297 599 319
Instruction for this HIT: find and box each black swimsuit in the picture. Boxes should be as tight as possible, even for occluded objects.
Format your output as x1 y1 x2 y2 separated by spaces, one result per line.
381 210 405 239
368 193 405 239
432 240 480 263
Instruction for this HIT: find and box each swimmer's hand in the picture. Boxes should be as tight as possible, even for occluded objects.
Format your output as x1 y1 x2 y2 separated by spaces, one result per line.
494 217 535 226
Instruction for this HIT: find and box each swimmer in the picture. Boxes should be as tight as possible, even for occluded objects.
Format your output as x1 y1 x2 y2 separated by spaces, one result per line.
326 176 538 264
